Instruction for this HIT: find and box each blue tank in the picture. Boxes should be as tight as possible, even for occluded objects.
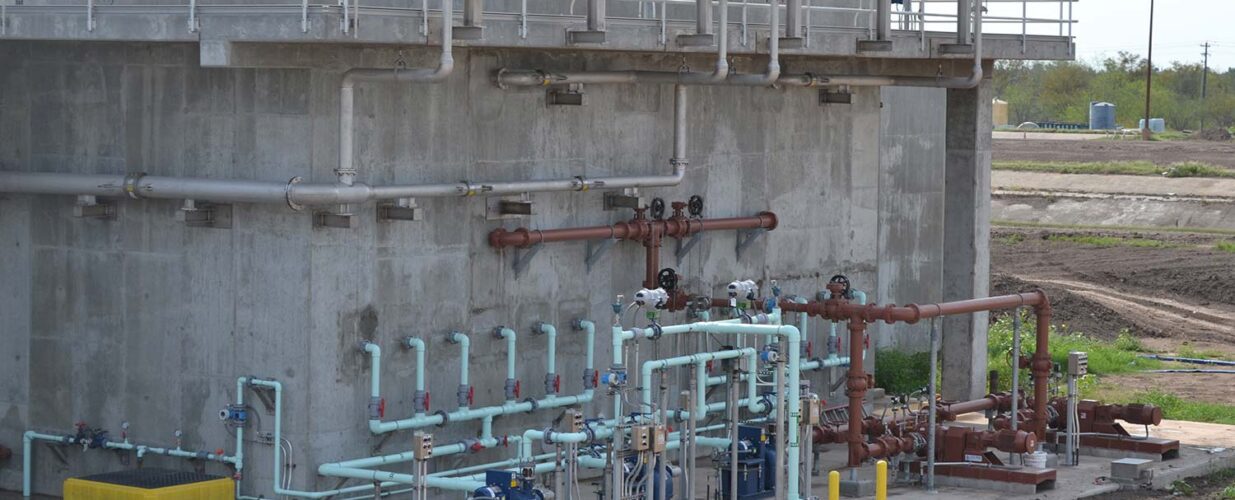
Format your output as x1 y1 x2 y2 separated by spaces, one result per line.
1088 102 1116 130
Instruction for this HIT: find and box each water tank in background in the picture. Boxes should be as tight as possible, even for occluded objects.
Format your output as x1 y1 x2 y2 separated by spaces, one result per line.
1088 101 1116 130
1138 118 1167 133
992 98 1009 127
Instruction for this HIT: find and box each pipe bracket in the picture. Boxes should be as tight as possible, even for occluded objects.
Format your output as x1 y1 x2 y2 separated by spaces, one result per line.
511 243 543 278
735 228 767 259
584 238 615 273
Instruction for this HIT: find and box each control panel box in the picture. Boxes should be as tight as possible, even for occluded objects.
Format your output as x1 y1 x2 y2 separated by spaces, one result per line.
413 432 434 460
1067 352 1088 377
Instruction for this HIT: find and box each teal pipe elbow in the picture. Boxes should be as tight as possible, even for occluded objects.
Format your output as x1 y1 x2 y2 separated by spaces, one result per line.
535 322 558 395
496 327 518 400
402 336 428 416
448 331 471 409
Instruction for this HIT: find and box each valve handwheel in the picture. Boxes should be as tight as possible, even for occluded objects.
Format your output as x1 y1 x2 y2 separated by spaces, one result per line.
657 268 678 291
650 198 666 220
829 274 852 299
687 195 704 218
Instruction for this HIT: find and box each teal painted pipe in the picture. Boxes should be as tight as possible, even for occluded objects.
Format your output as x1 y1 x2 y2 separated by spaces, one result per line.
496 327 518 401
536 322 558 395
22 431 73 497
448 331 471 407
402 336 427 416
577 319 596 389
317 464 484 492
640 348 757 416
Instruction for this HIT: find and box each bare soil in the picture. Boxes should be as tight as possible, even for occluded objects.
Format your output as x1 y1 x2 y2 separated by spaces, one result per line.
991 228 1235 357
994 138 1235 168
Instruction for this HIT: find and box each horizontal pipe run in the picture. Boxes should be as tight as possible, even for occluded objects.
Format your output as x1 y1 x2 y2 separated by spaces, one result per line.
488 212 778 249
0 169 686 208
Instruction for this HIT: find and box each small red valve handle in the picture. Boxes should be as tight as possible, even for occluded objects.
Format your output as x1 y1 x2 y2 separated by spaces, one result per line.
553 375 562 393
514 380 521 398
467 386 475 406
424 391 431 412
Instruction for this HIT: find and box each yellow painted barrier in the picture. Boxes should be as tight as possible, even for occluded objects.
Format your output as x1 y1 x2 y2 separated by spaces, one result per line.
828 470 840 500
876 460 888 500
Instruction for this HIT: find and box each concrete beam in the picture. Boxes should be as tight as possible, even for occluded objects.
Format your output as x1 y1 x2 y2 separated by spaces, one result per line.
940 70 992 401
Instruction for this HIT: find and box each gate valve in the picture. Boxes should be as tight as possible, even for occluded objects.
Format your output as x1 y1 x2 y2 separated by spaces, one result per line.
546 373 561 394
670 201 687 219
466 438 485 453
585 368 598 390
414 390 430 413
458 384 474 407
505 378 521 400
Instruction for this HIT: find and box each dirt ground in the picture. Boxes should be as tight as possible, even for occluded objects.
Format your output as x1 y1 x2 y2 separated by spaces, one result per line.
990 227 1235 357
994 138 1235 168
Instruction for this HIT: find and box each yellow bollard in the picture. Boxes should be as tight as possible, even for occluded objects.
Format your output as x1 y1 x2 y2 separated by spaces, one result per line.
828 470 840 500
876 460 888 500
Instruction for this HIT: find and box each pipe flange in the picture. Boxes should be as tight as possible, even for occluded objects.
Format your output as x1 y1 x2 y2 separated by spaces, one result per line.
523 397 540 414
494 68 509 90
492 327 507 339
808 357 824 371
583 425 596 444
122 172 147 200
285 176 305 211
434 410 451 427
648 323 663 341
541 427 555 445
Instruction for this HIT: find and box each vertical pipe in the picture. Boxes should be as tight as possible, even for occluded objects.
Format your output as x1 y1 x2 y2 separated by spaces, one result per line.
538 323 558 394
956 0 970 44
696 0 713 35
403 337 427 416
587 0 606 31
448 332 471 409
497 328 518 401
845 319 867 467
774 343 787 500
729 362 740 499
876 0 890 40
785 0 800 38
464 0 483 28
1031 302 1051 440
927 318 938 490
1011 311 1021 433
672 85 687 164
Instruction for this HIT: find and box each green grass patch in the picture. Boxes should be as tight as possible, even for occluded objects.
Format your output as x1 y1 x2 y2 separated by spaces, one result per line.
986 315 1161 395
1217 241 1235 253
1105 390 1235 426
996 233 1026 245
992 160 1235 178
1177 345 1234 361
993 220 1235 237
1046 234 1174 248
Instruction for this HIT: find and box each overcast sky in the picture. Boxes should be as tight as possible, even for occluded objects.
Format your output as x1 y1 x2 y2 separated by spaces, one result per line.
971 0 1235 71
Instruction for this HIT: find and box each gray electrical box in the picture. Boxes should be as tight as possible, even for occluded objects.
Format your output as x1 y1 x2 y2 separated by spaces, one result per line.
1068 352 1088 377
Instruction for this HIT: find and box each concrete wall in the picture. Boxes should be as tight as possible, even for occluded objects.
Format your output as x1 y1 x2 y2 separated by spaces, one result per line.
0 41 948 496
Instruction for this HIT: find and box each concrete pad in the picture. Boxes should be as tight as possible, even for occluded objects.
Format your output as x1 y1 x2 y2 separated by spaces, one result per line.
839 478 875 497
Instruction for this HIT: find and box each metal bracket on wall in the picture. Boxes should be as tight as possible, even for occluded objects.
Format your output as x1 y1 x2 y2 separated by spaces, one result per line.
378 200 424 222
487 195 533 220
176 202 232 229
546 84 586 106
371 432 394 455
585 238 616 273
819 89 853 105
47 443 69 466
512 243 543 278
734 228 766 259
314 210 356 229
603 191 641 211
674 233 702 265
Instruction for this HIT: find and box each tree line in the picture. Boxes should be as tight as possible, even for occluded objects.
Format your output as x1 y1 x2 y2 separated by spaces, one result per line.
993 53 1235 131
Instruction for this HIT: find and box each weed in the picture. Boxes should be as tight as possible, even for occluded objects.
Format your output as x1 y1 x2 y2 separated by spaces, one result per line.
1113 330 1147 352
997 233 1026 245
991 160 1235 178
874 350 934 396
1046 234 1173 248
1217 241 1235 253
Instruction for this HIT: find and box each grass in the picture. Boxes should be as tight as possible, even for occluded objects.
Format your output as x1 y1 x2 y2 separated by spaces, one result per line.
992 160 1235 178
993 219 1235 237
996 232 1026 245
1217 241 1235 253
1045 233 1175 248
1177 345 1235 361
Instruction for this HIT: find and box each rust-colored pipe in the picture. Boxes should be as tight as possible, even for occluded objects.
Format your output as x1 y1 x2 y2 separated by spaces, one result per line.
786 284 1052 467
487 212 778 249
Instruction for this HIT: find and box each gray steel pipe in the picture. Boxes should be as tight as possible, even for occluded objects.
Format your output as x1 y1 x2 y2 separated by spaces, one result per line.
587 0 606 31
777 0 982 89
696 0 713 35
785 0 800 39
956 0 971 45
876 0 890 41
0 84 689 207
337 0 454 186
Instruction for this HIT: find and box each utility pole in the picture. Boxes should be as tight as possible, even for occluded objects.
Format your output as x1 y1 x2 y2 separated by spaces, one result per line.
1142 0 1154 141
1200 42 1211 130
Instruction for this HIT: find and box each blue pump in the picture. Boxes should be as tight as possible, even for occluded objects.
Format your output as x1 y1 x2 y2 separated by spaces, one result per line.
472 470 546 500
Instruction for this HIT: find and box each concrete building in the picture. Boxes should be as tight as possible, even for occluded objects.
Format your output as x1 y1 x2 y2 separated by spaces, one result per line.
0 0 1072 496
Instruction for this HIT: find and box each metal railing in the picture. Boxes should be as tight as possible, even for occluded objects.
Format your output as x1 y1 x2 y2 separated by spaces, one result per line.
0 0 1073 49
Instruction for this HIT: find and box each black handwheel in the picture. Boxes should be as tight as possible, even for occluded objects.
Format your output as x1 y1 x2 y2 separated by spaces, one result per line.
657 268 678 291
687 195 704 218
829 274 852 299
650 198 666 220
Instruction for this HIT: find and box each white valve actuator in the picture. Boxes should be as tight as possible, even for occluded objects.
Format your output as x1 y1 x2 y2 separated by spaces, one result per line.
727 280 758 299
633 288 670 308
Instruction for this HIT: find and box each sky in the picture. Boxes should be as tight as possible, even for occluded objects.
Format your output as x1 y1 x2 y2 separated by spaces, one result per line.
978 0 1235 71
